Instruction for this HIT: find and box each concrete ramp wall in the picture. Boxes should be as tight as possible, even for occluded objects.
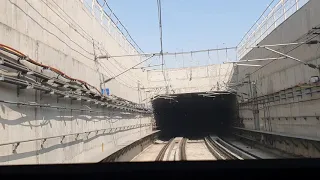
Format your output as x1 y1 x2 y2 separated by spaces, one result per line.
236 0 320 138
0 0 153 164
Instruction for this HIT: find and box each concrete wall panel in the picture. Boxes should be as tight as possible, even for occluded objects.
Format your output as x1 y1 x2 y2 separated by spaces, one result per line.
0 0 153 164
237 0 320 139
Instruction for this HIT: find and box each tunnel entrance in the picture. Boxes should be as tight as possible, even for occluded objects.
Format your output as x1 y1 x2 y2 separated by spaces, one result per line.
152 92 238 138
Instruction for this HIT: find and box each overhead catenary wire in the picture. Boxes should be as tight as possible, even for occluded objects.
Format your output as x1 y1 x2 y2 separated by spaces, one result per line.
94 48 143 91
2 1 152 108
19 0 94 60
102 55 155 83
97 61 139 90
42 0 94 43
99 0 144 53
249 30 320 75
97 46 237 59
237 0 276 46
237 27 320 89
97 47 143 84
132 64 164 69
157 0 169 93
41 0 143 88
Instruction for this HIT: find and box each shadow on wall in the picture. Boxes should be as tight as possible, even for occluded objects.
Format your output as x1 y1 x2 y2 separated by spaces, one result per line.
0 127 144 163
0 104 146 128
0 102 152 163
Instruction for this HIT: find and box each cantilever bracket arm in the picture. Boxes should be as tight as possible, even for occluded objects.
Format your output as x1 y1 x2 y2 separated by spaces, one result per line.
263 47 320 70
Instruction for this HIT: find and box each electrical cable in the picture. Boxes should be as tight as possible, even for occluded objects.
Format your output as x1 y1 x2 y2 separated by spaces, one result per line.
246 29 320 77
46 0 143 85
98 47 142 83
42 0 94 43
157 0 168 93
97 61 139 90
237 27 320 88
238 0 276 46
25 0 93 56
96 56 138 91
236 29 320 103
8 0 93 61
98 46 237 58
13 0 143 92
103 55 155 83
99 0 144 53
0 43 101 94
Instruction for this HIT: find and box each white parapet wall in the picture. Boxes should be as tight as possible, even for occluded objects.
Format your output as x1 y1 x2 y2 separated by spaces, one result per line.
0 0 153 164
146 63 235 96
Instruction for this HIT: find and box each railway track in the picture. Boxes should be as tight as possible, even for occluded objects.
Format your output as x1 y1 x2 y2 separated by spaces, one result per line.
180 138 187 161
204 136 243 160
133 136 254 161
155 137 187 161
155 138 174 161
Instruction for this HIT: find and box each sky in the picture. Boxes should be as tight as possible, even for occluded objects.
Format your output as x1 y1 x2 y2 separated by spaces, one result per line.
106 0 272 68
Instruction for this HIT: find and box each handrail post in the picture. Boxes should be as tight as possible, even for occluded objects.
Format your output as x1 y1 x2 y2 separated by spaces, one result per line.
282 0 286 20
91 0 95 16
100 6 103 25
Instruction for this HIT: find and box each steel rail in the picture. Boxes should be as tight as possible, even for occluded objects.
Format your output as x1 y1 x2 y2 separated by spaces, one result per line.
179 138 187 161
217 137 259 159
204 137 226 160
205 136 242 160
155 138 174 161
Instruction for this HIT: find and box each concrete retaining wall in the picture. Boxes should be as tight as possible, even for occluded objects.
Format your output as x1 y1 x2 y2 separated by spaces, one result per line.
0 0 153 164
236 0 320 138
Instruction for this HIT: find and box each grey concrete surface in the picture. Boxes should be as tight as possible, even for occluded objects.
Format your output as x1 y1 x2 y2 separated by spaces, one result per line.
185 140 216 161
1 0 320 164
236 0 320 139
0 0 153 164
130 143 165 162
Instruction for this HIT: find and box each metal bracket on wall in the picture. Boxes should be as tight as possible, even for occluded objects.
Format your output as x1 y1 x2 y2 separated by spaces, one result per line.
75 134 80 141
12 142 20 154
289 139 299 147
311 142 320 152
283 139 290 146
60 136 65 144
300 140 309 149
41 139 47 149
84 132 90 140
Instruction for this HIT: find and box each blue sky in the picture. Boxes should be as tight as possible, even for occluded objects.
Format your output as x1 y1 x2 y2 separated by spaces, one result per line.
106 0 272 67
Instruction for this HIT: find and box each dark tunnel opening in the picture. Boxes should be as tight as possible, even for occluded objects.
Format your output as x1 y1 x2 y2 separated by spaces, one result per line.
152 92 238 139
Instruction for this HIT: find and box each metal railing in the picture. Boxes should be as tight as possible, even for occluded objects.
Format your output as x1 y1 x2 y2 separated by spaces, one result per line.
237 0 310 59
81 0 143 54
